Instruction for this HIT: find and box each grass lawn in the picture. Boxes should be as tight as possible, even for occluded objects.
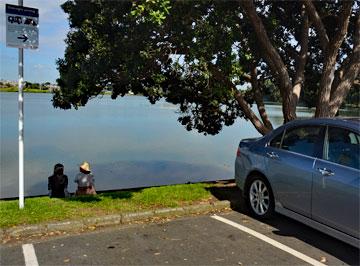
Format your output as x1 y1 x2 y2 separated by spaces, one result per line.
0 183 215 229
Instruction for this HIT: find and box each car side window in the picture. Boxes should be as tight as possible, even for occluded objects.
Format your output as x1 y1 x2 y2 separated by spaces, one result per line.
325 127 360 170
281 126 323 157
269 131 283 148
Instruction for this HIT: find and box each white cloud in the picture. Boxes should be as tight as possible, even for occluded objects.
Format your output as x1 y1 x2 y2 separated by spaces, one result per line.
34 63 46 69
30 0 68 25
40 27 68 51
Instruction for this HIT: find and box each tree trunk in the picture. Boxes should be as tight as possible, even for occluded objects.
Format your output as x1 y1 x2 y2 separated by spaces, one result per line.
315 65 336 117
241 0 296 123
328 12 360 116
250 64 273 130
312 1 353 117
291 6 309 110
329 74 358 116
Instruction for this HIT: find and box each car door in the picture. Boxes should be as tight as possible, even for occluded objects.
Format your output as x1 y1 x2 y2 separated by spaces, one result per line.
312 126 360 238
265 125 324 217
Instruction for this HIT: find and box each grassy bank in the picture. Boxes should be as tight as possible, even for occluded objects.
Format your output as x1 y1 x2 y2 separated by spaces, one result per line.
0 183 215 228
0 87 50 93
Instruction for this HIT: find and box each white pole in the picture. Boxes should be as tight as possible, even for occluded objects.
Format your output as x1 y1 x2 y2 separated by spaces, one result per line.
18 0 24 209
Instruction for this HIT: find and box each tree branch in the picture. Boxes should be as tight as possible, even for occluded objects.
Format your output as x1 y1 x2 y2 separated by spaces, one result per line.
327 1 353 55
314 1 353 117
294 7 309 87
242 73 252 83
304 0 329 50
250 62 273 130
240 0 296 122
284 45 299 63
209 64 271 135
234 91 270 136
292 5 309 107
331 55 350 93
329 11 360 115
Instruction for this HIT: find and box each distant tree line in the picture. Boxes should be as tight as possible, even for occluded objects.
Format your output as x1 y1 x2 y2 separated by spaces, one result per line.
0 81 53 90
24 81 51 90
263 80 359 107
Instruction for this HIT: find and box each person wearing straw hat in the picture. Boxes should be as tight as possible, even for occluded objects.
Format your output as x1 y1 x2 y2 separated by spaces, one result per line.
74 161 96 196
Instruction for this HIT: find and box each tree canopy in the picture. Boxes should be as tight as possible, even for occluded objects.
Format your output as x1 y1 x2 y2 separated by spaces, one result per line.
54 0 359 135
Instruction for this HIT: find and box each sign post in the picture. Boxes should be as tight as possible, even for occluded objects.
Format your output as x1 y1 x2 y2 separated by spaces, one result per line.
6 1 39 209
19 34 24 210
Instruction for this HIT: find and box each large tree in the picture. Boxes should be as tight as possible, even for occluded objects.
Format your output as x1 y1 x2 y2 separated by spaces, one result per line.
54 0 359 135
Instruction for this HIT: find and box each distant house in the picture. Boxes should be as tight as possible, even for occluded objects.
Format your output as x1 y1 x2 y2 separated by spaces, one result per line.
0 79 17 88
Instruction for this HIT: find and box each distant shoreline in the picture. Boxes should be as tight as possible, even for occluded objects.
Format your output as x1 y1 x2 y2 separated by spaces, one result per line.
0 87 50 93
1 88 358 108
0 88 139 97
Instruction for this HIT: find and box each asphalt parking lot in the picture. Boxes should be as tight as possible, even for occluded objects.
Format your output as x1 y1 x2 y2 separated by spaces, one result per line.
1 210 358 266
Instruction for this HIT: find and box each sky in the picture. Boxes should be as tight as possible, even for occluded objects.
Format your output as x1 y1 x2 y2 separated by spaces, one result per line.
1 0 69 83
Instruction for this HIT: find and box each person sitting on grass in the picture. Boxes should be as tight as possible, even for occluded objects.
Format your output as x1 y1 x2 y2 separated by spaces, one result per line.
75 161 96 196
48 163 69 198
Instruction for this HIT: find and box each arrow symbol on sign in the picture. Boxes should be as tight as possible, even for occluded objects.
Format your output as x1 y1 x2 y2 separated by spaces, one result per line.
17 34 28 42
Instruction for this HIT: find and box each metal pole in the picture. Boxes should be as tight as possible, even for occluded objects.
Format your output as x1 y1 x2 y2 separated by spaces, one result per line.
18 0 24 209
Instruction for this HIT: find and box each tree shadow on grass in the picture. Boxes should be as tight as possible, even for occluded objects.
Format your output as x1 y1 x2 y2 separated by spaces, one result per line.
64 190 135 202
208 182 359 266
65 195 102 203
100 190 134 200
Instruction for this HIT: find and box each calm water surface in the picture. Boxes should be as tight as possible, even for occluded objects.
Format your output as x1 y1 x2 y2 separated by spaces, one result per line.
0 93 358 198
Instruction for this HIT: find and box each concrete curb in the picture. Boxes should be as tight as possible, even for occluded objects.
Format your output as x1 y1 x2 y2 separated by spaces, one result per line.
2 200 231 240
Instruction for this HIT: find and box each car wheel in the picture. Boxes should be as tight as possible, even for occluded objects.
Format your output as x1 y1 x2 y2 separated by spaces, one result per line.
245 175 274 219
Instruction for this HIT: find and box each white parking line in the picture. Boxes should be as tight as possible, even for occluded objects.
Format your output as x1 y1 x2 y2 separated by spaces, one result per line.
22 244 39 266
211 215 326 266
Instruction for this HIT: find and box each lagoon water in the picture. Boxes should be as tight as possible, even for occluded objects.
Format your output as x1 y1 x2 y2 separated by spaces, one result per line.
0 93 357 198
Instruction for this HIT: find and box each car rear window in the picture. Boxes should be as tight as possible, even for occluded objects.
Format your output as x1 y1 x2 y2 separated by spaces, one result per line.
325 127 360 170
281 126 323 157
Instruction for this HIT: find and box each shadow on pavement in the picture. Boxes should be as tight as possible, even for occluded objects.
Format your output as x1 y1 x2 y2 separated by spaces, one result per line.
206 183 247 212
209 182 359 266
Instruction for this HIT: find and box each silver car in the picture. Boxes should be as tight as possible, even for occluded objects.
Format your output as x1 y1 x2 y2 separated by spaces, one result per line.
235 118 359 248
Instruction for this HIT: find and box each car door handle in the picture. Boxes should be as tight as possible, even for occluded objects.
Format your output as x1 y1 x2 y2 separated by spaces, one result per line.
266 152 279 159
317 168 334 176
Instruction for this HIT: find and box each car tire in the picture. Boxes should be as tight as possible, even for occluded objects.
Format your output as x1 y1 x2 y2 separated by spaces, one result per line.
245 175 274 219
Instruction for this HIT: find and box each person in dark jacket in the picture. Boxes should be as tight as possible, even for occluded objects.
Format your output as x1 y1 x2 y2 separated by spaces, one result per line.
48 163 69 198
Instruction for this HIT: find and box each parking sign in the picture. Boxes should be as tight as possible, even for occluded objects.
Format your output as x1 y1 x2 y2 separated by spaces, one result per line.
6 4 39 49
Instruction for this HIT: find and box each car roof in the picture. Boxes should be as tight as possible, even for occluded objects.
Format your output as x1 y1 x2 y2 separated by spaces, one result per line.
283 117 360 132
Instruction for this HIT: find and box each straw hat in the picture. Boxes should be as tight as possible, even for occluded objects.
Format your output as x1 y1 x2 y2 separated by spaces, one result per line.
80 161 91 172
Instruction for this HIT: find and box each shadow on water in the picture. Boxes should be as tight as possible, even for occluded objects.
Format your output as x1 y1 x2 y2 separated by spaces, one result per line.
208 184 360 266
